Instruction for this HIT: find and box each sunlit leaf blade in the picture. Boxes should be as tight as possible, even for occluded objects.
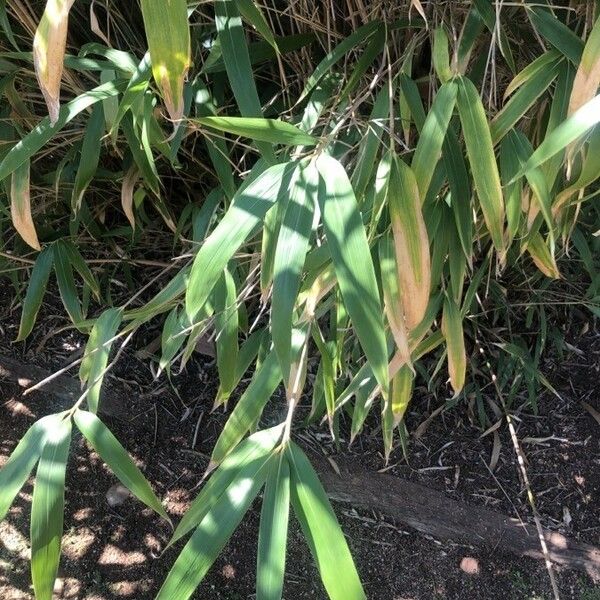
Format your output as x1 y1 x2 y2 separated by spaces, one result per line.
272 161 317 381
213 267 239 400
411 81 457 198
30 414 71 600
16 245 54 341
171 426 283 547
32 0 75 124
140 0 190 124
79 308 122 413
391 364 413 426
195 116 317 146
214 0 275 161
0 79 127 182
389 156 430 331
73 410 170 521
568 15 600 117
456 76 506 258
316 154 388 397
10 157 40 250
288 442 365 600
257 454 290 600
513 94 600 178
0 414 60 520
211 349 282 469
442 294 466 396
186 162 293 321
157 458 272 599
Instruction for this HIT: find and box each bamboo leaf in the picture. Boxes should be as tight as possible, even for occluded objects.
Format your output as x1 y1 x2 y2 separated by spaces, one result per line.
0 79 127 182
79 308 122 413
196 116 317 146
513 94 600 178
10 157 40 250
257 454 290 600
30 414 71 600
140 0 190 125
73 410 170 521
391 364 413 426
288 442 365 600
16 246 54 341
186 161 294 321
235 0 278 51
53 240 83 326
525 232 561 279
210 350 282 468
71 102 104 211
568 15 600 117
411 81 457 200
456 76 506 257
32 0 75 124
389 156 431 331
316 154 388 397
272 160 317 382
171 425 283 547
0 414 61 520
442 294 466 396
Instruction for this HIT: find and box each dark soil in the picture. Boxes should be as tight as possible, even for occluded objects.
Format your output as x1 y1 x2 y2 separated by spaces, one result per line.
1 287 599 599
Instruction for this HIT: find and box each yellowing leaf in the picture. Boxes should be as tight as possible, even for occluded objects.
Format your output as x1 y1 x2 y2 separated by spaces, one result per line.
10 158 40 250
389 155 431 331
442 294 466 396
140 0 191 126
33 0 75 124
391 365 414 426
568 15 600 117
121 165 139 229
525 232 561 279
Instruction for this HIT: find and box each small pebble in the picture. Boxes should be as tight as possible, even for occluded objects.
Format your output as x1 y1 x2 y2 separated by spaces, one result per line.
106 484 131 507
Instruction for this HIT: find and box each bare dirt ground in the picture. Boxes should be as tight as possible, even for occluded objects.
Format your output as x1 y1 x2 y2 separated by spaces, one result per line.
1 286 599 599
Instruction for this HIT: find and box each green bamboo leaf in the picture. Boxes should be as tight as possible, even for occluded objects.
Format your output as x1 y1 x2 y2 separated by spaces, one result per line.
170 425 283 547
195 116 317 146
53 240 83 326
456 76 505 257
316 154 388 397
31 414 71 600
157 455 270 600
512 94 600 179
213 267 239 399
79 308 123 413
140 0 190 124
214 0 275 161
186 161 294 321
0 79 127 182
210 350 282 468
351 84 390 200
257 454 290 600
16 245 54 341
71 102 104 210
432 27 452 82
526 6 583 65
272 161 317 381
0 413 61 520
73 410 170 521
288 442 365 600
503 50 561 99
411 81 457 199
490 57 561 143
442 294 466 396
472 0 516 73
235 0 278 51
298 21 379 103
61 241 101 300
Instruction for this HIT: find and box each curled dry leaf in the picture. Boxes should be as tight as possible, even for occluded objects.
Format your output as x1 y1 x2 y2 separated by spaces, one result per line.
33 0 75 125
121 166 139 229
